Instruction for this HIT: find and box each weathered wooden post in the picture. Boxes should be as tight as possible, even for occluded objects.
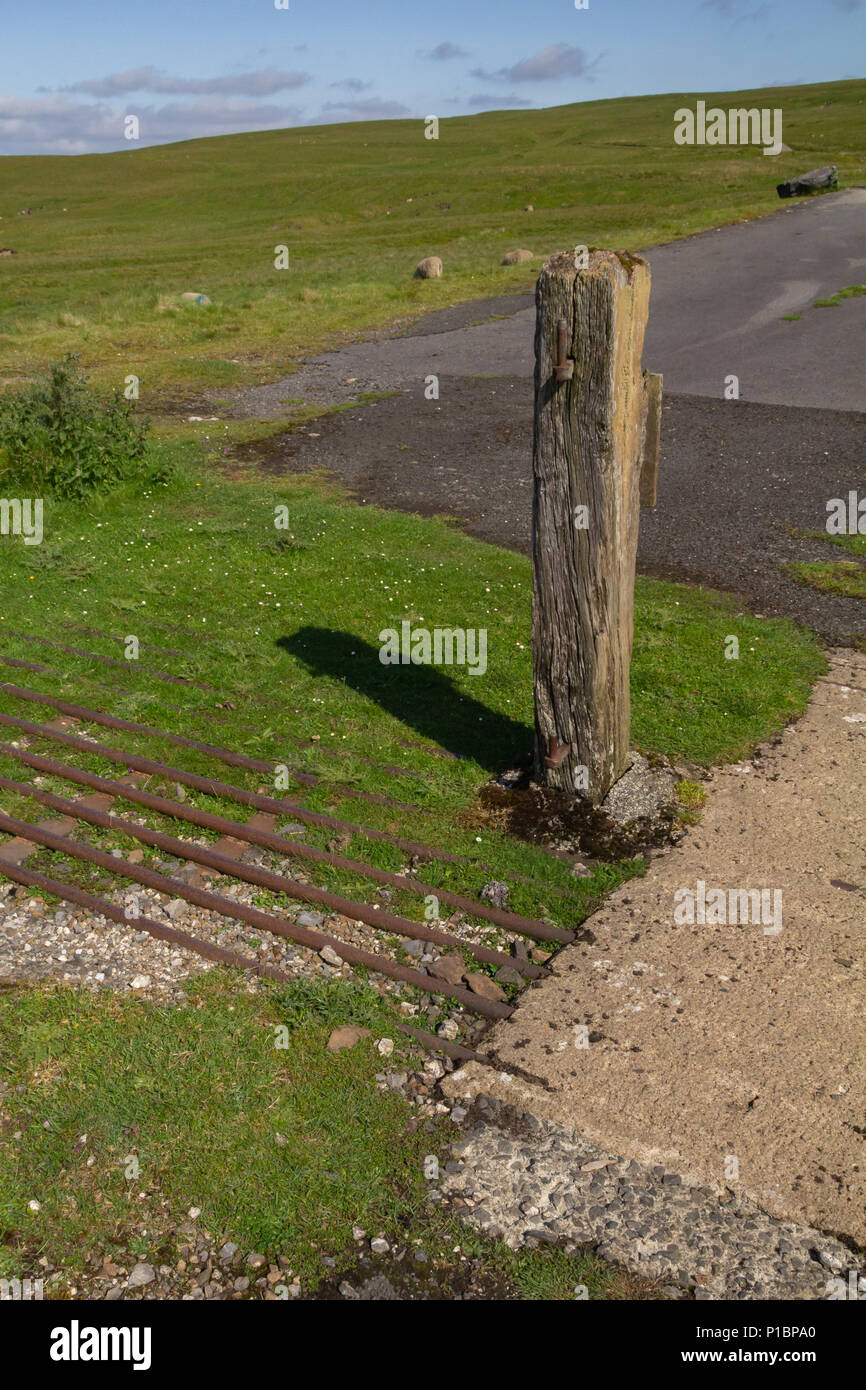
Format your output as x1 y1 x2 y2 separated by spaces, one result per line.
531 248 661 804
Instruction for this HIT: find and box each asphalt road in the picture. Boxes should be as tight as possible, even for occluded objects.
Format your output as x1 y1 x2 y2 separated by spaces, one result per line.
232 188 866 641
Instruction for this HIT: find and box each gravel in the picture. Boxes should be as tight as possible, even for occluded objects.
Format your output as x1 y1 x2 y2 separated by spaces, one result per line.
439 1096 864 1300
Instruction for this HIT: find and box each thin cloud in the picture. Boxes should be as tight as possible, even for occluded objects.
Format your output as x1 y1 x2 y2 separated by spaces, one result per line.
471 44 598 83
316 98 413 122
62 67 311 97
0 93 305 155
329 79 373 92
421 42 470 60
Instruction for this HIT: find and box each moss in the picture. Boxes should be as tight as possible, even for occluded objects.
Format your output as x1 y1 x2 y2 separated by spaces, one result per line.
814 284 866 308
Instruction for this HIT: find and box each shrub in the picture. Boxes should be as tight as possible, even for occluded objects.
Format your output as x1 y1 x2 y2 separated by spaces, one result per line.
0 354 167 499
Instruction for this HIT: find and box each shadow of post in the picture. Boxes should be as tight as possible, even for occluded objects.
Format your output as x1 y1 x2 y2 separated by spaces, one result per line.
278 627 532 772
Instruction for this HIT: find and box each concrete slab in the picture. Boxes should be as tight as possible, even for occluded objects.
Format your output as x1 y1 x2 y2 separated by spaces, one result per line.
445 650 866 1244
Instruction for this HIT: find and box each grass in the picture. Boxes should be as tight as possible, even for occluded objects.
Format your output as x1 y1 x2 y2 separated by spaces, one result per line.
0 78 863 394
675 779 708 825
0 83 845 1295
784 559 866 599
0 430 825 870
783 527 866 601
817 532 866 560
0 431 827 1296
0 971 650 1299
813 284 866 308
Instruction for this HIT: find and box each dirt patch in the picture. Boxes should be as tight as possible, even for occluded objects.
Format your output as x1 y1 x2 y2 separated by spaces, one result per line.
476 776 680 860
445 650 866 1246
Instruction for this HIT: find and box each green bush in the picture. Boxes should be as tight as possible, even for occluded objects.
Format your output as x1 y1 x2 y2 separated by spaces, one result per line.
0 355 166 499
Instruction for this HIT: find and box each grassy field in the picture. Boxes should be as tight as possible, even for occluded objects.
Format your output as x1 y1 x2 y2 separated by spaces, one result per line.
0 433 825 1296
0 970 655 1299
0 429 825 919
0 83 840 1298
0 78 863 394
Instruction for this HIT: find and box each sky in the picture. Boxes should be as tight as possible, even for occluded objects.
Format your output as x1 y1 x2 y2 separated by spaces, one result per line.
0 0 863 156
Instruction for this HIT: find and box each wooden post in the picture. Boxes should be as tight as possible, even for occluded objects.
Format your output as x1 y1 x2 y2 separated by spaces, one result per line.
531 248 661 804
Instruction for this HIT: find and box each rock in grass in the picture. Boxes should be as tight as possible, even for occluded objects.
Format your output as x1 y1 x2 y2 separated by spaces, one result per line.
464 972 507 1002
319 944 343 967
480 880 509 909
297 910 325 929
426 953 466 984
501 249 534 265
776 165 837 198
0 248 16 257
413 256 443 279
127 1262 155 1288
327 1025 371 1053
493 964 524 987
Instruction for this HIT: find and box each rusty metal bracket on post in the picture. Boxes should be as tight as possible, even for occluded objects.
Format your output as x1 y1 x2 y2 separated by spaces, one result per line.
553 318 574 383
543 735 571 768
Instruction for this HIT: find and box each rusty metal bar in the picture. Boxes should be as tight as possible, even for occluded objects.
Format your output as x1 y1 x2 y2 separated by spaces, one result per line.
0 740 562 947
0 680 419 814
0 652 419 780
397 1023 490 1064
0 859 292 981
0 810 514 1019
5 629 219 691
0 708 577 936
4 629 470 765
0 764 554 969
0 705 464 858
0 667 583 900
0 858 495 1063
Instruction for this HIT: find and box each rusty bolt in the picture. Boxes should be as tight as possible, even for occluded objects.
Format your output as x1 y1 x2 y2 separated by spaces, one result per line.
543 735 572 768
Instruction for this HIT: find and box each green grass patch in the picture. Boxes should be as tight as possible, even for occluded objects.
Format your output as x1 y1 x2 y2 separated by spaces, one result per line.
812 284 866 308
784 559 866 599
0 974 648 1298
0 79 862 394
0 434 824 805
816 531 866 560
675 778 708 825
0 973 422 1287
629 578 824 763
